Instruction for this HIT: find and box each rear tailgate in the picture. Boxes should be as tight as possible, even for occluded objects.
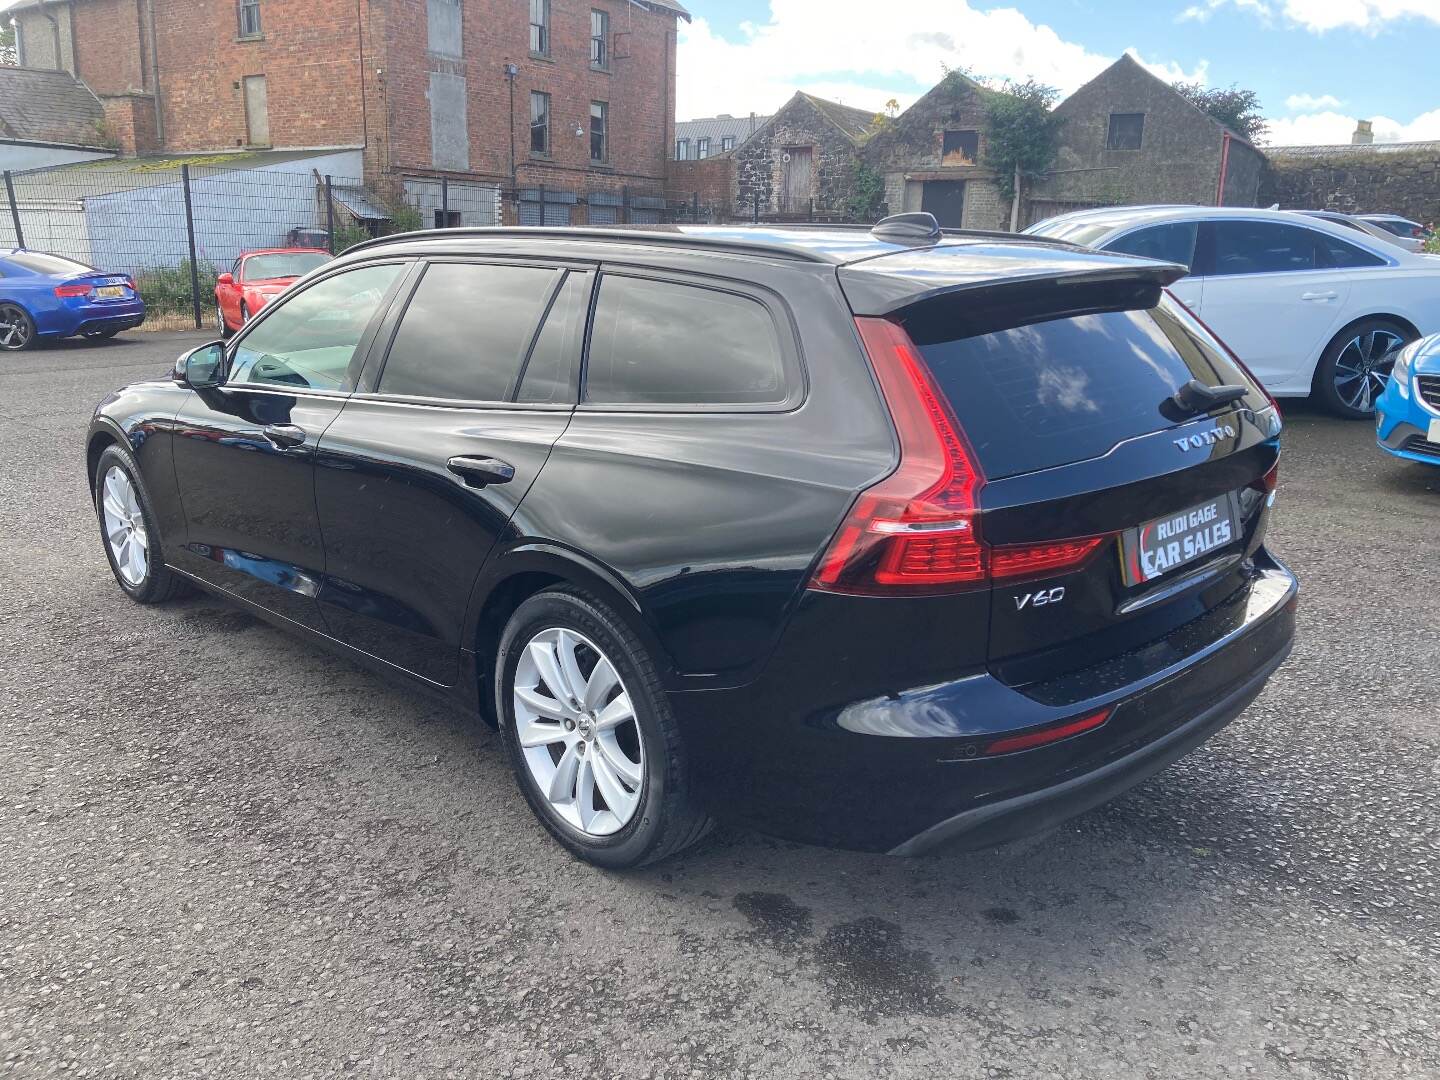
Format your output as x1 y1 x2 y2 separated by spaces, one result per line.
840 244 1280 685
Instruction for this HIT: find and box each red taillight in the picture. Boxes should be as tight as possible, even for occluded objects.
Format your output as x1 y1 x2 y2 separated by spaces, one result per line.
54 284 92 298
810 318 1109 595
1254 462 1279 494
982 708 1111 756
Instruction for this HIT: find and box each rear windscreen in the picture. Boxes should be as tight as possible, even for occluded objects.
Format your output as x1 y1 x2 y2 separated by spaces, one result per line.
903 295 1252 480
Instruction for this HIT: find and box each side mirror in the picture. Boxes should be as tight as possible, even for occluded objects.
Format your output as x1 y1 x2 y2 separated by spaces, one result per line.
217 272 234 286
174 341 227 389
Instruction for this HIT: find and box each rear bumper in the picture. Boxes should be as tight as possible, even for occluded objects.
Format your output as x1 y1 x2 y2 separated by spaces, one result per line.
41 300 146 338
674 550 1298 853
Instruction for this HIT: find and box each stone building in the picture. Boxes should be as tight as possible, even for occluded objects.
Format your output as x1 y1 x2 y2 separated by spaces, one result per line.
732 91 878 218
4 0 687 223
1261 138 1440 225
1025 54 1265 225
859 71 1004 229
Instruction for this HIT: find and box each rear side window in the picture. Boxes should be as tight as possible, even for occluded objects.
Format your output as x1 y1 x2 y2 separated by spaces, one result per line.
584 274 787 406
379 262 560 402
904 296 1251 480
1318 234 1386 269
1103 222 1197 267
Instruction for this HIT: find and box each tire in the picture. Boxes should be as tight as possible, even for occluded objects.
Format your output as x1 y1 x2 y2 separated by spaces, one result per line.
495 588 712 868
94 444 189 604
0 302 36 352
215 305 232 340
1313 318 1415 419
239 302 250 326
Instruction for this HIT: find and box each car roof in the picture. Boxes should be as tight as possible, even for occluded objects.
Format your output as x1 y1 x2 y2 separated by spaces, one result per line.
341 223 1094 269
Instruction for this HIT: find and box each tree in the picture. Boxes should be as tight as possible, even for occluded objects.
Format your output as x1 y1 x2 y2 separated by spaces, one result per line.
1 24 17 67
1172 82 1268 143
982 78 1067 202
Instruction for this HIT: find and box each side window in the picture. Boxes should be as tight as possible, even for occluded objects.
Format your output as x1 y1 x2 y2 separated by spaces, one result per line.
231 258 244 281
517 271 591 405
378 262 559 402
585 275 787 406
1105 222 1198 267
1319 233 1387 269
229 263 404 391
1207 220 1320 277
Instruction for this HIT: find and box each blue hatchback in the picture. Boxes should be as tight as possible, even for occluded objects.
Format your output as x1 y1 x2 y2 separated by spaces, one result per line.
1377 333 1440 465
0 249 146 352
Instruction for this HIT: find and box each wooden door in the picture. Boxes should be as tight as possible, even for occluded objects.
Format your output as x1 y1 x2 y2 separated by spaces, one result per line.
782 147 812 211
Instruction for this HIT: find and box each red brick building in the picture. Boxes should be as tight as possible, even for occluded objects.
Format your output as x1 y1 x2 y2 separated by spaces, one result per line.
6 0 686 222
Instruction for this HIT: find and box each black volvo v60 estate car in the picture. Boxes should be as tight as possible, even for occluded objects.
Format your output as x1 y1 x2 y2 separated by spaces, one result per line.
87 213 1297 867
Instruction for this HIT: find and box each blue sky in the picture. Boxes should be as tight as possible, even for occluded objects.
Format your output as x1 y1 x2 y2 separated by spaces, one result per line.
677 1 1440 145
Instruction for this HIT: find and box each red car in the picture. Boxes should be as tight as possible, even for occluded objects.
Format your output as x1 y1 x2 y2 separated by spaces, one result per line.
214 248 331 336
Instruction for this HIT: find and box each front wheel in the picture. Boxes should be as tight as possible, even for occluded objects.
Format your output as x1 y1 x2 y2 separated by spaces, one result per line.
496 588 712 868
215 304 233 339
94 444 188 604
0 302 36 351
1314 319 1414 419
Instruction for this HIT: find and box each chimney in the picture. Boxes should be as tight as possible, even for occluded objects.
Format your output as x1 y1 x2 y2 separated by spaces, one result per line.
1352 120 1374 145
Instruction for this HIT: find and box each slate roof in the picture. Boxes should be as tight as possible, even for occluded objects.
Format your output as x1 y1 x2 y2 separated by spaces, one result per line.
675 114 771 154
0 67 107 148
1266 140 1440 158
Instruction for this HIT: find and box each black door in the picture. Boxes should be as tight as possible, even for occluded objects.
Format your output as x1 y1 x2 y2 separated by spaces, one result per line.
313 261 591 686
169 261 411 629
921 181 965 228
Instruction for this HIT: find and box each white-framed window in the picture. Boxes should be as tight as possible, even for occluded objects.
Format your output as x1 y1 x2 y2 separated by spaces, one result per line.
697 138 710 159
529 0 549 55
675 138 690 161
237 0 261 38
590 9 609 69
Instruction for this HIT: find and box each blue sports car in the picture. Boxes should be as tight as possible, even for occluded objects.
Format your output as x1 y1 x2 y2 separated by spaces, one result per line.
0 249 146 352
1377 333 1440 465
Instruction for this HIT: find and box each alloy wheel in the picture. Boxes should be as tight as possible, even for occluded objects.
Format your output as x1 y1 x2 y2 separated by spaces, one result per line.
101 465 149 586
0 304 32 350
1332 329 1404 413
513 627 645 837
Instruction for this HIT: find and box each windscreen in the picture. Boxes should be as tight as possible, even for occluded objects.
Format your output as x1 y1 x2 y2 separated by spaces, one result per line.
243 252 330 281
902 294 1255 480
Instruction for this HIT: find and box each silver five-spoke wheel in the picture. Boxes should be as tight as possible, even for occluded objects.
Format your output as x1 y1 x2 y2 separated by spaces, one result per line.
513 627 644 837
101 465 149 587
1332 328 1404 413
0 303 33 351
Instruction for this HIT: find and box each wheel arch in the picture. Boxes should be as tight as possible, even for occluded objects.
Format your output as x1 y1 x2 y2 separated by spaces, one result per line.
1312 312 1421 391
85 420 127 499
465 544 677 727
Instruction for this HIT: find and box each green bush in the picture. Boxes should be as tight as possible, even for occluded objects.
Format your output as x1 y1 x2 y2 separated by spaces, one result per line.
1425 231 1440 256
133 260 220 317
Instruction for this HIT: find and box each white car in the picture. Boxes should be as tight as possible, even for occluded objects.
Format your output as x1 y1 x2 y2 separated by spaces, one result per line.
1024 206 1440 418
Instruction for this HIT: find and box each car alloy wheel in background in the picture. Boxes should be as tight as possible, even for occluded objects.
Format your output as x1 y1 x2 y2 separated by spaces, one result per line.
1333 328 1405 414
512 627 645 836
0 303 35 351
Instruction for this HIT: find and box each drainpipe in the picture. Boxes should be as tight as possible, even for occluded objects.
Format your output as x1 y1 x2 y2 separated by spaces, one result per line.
145 0 165 145
1215 132 1232 207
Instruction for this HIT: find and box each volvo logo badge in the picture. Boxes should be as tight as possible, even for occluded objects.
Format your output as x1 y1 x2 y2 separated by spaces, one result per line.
1174 423 1237 452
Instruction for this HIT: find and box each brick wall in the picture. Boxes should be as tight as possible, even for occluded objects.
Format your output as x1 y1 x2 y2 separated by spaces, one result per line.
668 157 736 216
99 93 159 155
71 0 147 95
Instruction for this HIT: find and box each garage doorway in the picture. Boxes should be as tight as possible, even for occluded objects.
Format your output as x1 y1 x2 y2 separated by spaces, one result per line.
921 180 964 228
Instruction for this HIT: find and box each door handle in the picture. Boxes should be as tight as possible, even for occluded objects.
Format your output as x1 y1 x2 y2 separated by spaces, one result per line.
1300 290 1338 301
262 423 307 449
447 456 516 488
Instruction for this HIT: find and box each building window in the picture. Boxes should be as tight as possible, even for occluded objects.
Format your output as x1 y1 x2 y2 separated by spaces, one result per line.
237 0 262 38
941 129 979 166
590 9 609 69
676 138 689 161
721 136 735 152
696 137 710 159
591 101 608 163
530 91 550 155
433 209 462 228
529 0 549 56
1107 112 1145 151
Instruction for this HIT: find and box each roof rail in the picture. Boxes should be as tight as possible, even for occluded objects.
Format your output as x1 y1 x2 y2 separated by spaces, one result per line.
337 225 836 263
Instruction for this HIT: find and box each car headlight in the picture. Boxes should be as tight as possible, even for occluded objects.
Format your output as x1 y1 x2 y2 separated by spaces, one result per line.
1389 340 1418 398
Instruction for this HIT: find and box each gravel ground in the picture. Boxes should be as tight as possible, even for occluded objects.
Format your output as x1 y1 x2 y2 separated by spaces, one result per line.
1 332 1437 1080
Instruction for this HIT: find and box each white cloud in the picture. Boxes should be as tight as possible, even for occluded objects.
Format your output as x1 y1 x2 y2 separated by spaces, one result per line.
675 2 1206 119
1278 0 1440 32
1285 92 1343 110
1264 108 1440 145
1178 0 1273 23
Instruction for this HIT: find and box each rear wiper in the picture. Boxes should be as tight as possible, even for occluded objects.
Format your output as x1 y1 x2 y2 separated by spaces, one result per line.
1162 379 1250 421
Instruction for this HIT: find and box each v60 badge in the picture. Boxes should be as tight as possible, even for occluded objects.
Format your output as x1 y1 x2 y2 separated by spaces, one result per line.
1015 586 1065 611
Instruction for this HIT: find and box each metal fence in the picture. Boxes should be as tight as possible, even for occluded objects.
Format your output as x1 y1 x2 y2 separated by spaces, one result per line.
0 160 732 330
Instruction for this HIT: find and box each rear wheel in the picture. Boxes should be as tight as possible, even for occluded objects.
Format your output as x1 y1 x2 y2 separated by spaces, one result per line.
496 588 712 868
0 303 36 351
1314 318 1413 419
94 444 188 604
